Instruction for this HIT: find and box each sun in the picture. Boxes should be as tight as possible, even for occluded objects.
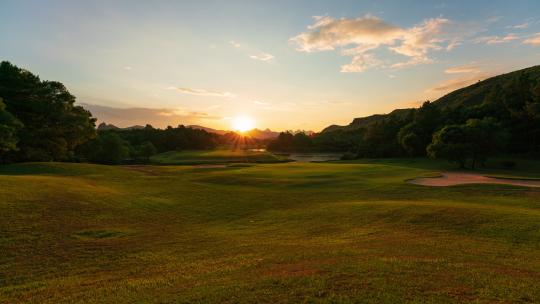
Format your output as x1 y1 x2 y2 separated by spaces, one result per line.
231 116 255 132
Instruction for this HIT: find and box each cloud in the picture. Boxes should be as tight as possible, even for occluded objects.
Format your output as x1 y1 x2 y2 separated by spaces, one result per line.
80 103 222 128
168 87 236 98
475 33 519 44
523 33 540 45
427 72 495 93
507 22 530 29
253 100 269 105
291 15 403 53
341 53 383 72
123 66 133 70
229 40 241 48
444 63 482 74
230 40 274 62
249 52 274 61
290 15 479 72
391 56 433 69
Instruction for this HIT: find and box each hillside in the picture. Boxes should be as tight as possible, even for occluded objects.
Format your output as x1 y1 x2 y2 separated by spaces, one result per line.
187 125 228 135
323 65 540 133
97 123 144 131
322 109 413 133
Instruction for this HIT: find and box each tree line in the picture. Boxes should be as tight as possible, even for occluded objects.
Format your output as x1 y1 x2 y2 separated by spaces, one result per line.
0 61 221 164
268 66 540 168
2 61 540 168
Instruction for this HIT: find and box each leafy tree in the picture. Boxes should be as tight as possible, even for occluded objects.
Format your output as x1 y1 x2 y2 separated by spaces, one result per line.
138 141 157 161
462 118 508 169
0 98 22 158
427 125 470 168
427 118 507 168
398 101 441 156
267 132 294 152
83 133 130 165
0 61 96 161
292 132 313 151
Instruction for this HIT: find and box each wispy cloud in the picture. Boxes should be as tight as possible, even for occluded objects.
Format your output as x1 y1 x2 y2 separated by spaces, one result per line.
249 52 275 61
290 15 480 73
445 63 482 74
507 22 530 29
168 87 236 98
523 33 540 45
229 40 274 62
427 72 495 94
475 33 519 44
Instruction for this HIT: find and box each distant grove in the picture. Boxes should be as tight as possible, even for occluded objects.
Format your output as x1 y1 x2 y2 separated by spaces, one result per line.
1 61 540 167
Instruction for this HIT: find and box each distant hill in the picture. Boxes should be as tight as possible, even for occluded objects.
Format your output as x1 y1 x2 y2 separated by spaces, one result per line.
187 125 228 135
244 128 280 139
188 125 280 139
321 109 413 133
322 65 540 133
97 123 144 131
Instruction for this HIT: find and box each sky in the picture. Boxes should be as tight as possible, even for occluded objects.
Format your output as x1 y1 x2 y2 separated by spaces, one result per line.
1 0 540 132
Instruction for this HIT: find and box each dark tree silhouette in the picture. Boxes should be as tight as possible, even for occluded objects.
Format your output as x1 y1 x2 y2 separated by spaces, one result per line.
0 61 96 161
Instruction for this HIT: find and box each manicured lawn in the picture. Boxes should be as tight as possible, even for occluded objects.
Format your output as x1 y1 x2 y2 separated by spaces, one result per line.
151 149 287 165
0 160 539 303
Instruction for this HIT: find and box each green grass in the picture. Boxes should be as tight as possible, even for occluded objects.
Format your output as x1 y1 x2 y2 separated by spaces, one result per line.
1 159 539 303
150 149 287 165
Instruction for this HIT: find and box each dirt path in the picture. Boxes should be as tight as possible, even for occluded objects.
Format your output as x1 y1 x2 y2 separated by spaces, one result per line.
408 172 540 187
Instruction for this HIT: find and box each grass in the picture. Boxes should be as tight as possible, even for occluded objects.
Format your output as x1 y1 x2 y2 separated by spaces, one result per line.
0 158 539 303
150 149 287 165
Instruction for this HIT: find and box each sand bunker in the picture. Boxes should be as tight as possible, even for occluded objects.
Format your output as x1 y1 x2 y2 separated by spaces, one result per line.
408 172 540 187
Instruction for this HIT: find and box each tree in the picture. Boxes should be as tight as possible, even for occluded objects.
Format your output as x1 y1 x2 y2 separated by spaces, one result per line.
427 118 507 169
84 133 130 165
0 98 22 158
0 61 96 161
138 141 157 161
462 118 507 169
267 132 294 152
398 101 441 156
427 125 470 168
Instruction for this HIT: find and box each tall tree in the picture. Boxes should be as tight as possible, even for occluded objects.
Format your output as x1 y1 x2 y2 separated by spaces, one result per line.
0 97 22 159
427 125 470 168
427 118 507 168
0 61 96 161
